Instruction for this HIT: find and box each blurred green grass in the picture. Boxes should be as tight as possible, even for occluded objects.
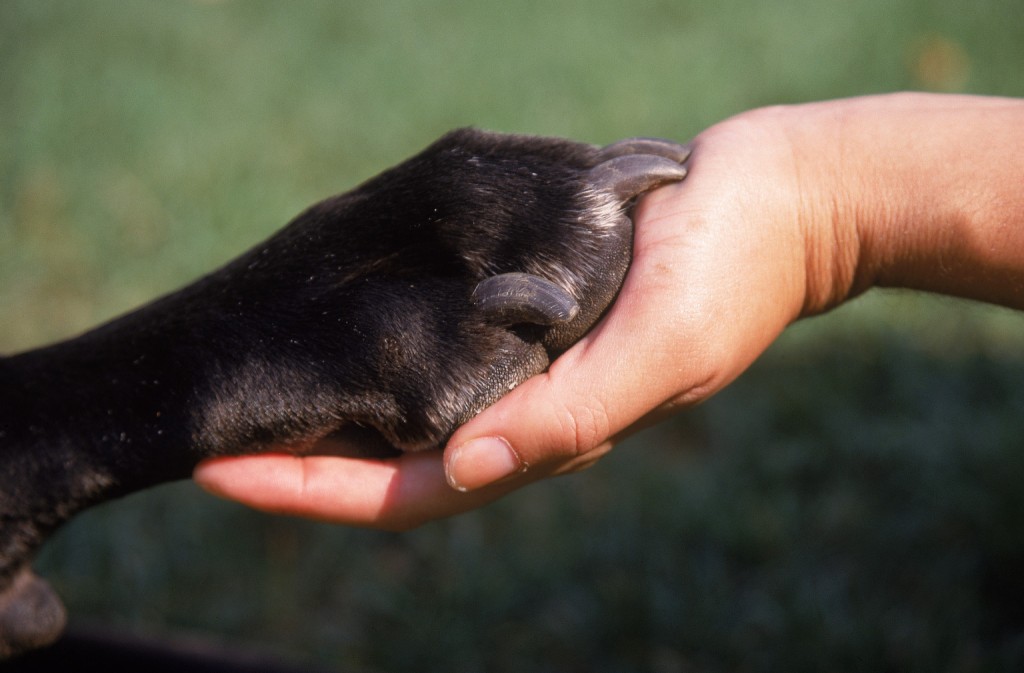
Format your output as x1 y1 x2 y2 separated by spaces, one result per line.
3 1 1024 671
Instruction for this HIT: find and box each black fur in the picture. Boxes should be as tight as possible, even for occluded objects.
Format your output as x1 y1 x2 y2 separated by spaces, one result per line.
0 128 688 657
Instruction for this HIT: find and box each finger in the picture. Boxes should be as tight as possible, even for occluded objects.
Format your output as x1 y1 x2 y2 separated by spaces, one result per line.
193 451 525 531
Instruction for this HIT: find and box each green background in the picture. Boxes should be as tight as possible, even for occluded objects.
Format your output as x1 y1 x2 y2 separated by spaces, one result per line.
3 1 1024 671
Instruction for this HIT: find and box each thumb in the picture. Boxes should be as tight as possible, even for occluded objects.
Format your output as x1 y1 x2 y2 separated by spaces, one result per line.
442 360 612 493
443 296 689 491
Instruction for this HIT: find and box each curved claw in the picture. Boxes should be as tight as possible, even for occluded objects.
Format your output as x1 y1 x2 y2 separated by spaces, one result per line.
597 137 691 164
472 272 579 327
588 154 688 202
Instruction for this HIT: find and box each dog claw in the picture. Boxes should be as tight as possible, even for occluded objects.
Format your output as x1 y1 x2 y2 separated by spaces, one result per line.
597 137 691 164
472 272 580 326
588 154 688 202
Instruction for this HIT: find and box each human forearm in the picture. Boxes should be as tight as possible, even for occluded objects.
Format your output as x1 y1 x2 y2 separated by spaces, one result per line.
791 93 1024 311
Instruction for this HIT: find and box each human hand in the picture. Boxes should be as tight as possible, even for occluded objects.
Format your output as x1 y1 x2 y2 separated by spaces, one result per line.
193 105 825 528
195 93 1024 529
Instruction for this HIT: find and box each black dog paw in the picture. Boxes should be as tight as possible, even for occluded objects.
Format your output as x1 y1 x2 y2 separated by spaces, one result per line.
0 131 688 655
184 129 689 452
4 130 689 476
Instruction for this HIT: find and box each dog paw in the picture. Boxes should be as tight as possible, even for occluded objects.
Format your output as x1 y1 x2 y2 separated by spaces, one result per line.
190 129 689 453
0 130 688 656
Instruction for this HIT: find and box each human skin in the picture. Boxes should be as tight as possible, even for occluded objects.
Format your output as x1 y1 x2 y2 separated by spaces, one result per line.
194 92 1024 530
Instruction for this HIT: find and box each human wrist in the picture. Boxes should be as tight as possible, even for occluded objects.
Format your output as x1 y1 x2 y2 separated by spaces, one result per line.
802 93 1024 310
712 101 866 319
771 100 867 317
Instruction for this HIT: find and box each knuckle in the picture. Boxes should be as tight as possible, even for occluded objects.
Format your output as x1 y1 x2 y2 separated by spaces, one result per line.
555 397 612 459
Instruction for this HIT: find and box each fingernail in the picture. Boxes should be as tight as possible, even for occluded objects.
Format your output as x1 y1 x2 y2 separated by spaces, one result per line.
445 436 526 492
